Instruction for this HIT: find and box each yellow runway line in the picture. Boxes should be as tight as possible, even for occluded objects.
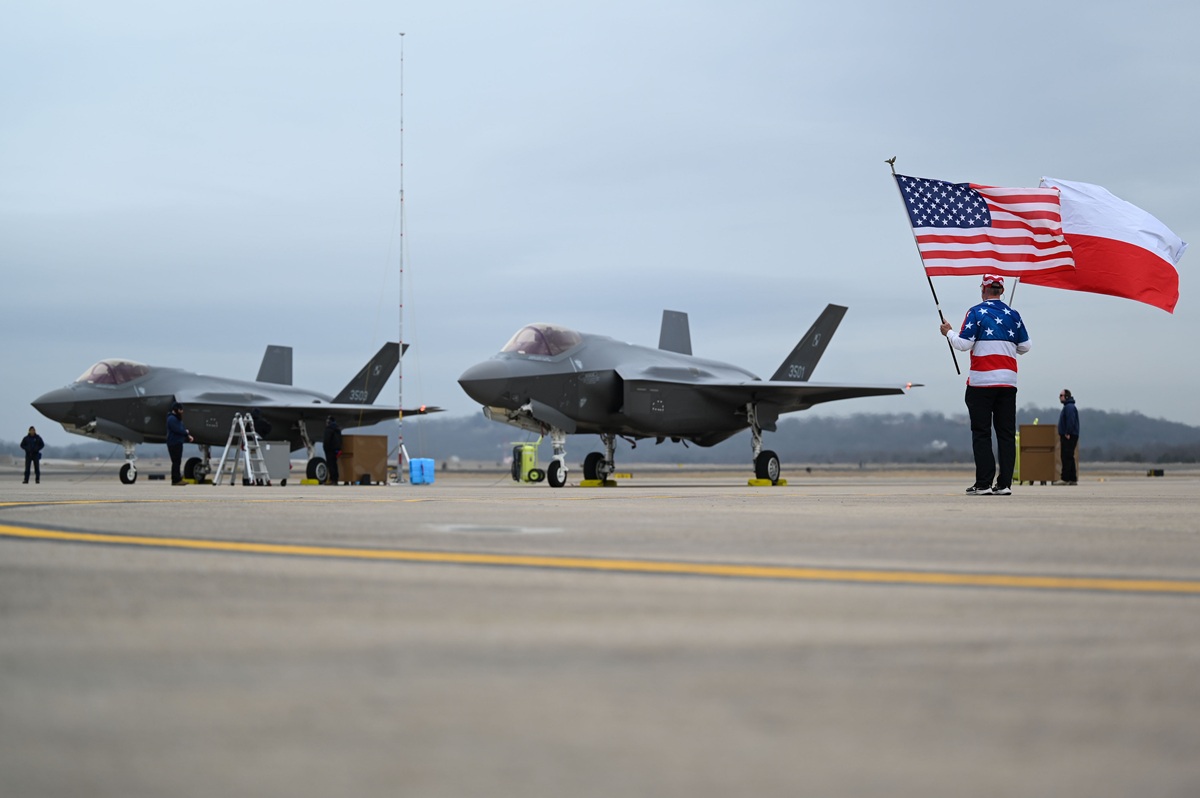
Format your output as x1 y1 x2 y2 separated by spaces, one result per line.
3 523 1200 595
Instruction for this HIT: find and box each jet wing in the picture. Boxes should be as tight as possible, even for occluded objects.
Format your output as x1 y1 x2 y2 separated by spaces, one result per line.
209 400 443 416
174 388 440 426
175 387 439 414
253 401 444 420
619 357 914 404
696 379 912 411
620 371 915 437
317 402 444 420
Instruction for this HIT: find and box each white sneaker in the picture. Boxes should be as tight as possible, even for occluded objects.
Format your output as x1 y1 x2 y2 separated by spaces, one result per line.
965 485 993 495
992 486 1012 496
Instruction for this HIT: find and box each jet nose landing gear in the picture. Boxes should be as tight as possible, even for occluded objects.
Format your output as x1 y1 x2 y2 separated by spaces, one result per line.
118 441 138 484
511 429 570 487
546 459 567 488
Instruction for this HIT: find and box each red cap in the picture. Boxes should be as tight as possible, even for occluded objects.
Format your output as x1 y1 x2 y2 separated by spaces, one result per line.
980 274 1004 287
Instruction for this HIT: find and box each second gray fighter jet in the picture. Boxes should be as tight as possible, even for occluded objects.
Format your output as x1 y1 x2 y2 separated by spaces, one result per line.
458 304 917 487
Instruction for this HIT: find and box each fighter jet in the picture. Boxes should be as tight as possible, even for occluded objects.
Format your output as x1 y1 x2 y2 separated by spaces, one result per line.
32 343 440 484
458 305 916 487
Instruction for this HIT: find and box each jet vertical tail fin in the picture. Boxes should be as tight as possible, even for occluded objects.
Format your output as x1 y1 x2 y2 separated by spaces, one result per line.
658 310 692 355
333 342 405 404
769 304 848 382
256 345 294 385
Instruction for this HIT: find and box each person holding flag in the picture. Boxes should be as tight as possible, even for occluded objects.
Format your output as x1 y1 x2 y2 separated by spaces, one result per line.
891 164 1183 494
939 275 1032 496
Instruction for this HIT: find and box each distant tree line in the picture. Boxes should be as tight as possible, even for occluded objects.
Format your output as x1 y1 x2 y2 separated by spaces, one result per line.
399 407 1200 465
7 407 1200 465
0 439 172 461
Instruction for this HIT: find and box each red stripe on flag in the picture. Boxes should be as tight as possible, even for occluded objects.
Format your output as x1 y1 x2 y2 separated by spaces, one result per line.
917 234 1070 251
1021 234 1180 313
920 249 1070 263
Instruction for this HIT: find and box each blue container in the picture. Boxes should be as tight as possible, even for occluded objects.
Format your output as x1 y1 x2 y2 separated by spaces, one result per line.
409 458 436 485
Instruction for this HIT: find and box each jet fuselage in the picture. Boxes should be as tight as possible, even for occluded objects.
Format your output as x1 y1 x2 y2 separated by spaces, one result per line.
457 309 913 487
458 332 759 443
32 366 347 448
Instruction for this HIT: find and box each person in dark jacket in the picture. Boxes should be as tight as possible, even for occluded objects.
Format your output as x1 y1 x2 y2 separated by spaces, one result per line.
166 402 194 485
1057 389 1080 485
323 416 343 485
20 426 45 484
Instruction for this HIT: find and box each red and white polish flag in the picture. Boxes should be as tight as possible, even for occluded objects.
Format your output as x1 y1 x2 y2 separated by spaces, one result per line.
1023 177 1187 313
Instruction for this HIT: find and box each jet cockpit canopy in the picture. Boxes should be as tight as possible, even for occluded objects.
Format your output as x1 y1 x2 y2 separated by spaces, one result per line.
75 359 151 385
501 323 582 357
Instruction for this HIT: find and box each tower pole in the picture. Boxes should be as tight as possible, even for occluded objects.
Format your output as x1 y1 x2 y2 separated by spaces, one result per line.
396 31 407 483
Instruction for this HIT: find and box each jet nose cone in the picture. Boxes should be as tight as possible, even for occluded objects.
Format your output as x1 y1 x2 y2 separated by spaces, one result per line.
32 387 76 423
457 360 508 406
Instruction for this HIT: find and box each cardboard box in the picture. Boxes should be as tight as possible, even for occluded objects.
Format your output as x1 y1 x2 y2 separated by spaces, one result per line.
1018 424 1057 484
338 434 388 485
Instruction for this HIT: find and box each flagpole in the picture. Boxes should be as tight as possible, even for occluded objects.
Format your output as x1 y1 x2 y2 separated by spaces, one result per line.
886 157 960 375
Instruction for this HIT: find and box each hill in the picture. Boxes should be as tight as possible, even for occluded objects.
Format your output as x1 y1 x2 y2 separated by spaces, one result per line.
403 407 1200 466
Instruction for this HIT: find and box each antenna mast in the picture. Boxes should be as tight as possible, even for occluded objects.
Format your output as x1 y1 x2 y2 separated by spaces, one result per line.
396 31 407 483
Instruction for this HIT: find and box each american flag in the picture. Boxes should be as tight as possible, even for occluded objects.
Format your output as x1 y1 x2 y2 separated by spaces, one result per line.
894 173 1075 278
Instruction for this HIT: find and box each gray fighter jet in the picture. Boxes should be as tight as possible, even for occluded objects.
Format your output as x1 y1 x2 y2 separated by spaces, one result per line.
458 305 916 487
32 343 439 484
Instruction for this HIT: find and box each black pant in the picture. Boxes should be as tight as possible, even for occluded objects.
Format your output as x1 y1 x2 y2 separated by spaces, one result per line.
1060 435 1078 482
24 455 40 482
168 443 184 483
325 448 339 484
965 386 1017 490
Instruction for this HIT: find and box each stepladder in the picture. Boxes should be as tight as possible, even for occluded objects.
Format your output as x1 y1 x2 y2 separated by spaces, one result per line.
212 413 272 486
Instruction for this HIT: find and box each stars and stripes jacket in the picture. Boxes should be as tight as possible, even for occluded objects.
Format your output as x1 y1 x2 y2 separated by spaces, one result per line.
946 299 1031 388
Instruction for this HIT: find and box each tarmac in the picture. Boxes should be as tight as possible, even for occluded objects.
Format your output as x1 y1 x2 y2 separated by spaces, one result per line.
2 461 1199 798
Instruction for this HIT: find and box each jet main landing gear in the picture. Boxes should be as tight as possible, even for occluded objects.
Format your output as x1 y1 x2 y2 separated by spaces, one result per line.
183 445 213 484
747 403 784 486
307 457 328 484
582 434 617 483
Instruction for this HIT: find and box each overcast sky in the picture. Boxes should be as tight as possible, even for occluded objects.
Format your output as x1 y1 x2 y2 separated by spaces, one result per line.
3 0 1196 448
